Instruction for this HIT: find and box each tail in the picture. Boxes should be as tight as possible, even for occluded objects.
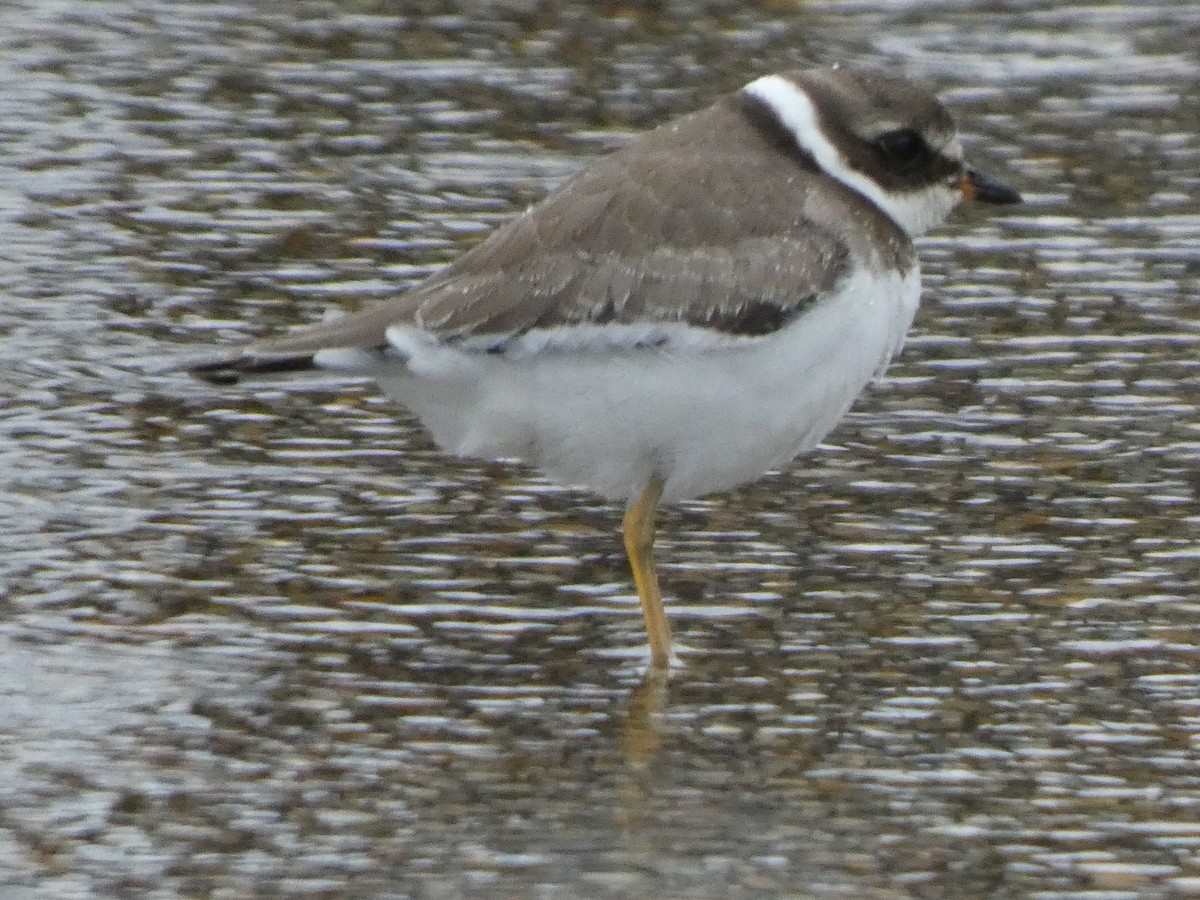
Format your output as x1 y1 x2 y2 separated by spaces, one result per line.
185 349 318 385
181 301 405 384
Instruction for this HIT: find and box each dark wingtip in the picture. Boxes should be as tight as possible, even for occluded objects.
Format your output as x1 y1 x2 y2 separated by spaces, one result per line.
184 352 317 385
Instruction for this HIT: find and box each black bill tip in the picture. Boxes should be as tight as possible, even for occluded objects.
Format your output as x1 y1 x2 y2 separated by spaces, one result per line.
961 168 1022 205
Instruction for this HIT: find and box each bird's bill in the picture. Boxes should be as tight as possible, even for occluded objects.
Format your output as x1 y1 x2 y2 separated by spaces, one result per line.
960 168 1022 204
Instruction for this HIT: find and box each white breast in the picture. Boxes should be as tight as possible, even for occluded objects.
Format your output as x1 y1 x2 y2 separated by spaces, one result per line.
341 263 920 504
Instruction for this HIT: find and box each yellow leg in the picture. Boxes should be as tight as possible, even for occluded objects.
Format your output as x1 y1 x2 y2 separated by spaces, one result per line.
623 476 671 669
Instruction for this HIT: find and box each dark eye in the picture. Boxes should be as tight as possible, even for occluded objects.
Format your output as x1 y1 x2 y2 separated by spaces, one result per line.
876 128 927 165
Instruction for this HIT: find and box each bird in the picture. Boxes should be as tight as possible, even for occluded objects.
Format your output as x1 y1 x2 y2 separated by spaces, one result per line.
188 64 1021 670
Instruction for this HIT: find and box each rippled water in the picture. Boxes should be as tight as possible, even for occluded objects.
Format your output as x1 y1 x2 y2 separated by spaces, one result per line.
3 1 1200 897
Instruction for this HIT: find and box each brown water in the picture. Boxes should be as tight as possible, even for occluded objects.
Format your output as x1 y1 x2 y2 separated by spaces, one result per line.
3 1 1200 897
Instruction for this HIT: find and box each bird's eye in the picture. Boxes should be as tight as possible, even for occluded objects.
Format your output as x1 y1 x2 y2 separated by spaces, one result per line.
876 128 926 165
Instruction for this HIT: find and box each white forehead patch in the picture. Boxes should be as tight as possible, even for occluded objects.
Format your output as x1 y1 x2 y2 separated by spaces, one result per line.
743 73 959 237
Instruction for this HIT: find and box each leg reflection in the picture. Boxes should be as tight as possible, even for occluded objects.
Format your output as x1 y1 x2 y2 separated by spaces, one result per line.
616 668 669 826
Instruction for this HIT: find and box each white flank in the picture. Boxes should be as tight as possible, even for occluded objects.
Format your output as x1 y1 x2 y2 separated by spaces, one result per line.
366 264 921 504
463 321 739 358
743 74 959 237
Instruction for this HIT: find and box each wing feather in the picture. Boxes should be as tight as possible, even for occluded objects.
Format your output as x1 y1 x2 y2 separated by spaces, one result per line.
203 95 873 378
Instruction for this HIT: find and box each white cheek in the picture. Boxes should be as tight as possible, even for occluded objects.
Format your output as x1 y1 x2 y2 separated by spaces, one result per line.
878 182 962 237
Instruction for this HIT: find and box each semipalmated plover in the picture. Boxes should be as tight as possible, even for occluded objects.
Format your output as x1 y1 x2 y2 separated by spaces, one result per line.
190 64 1021 670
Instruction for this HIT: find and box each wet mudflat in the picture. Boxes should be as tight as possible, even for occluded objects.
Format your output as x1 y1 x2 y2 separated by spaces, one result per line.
2 1 1200 897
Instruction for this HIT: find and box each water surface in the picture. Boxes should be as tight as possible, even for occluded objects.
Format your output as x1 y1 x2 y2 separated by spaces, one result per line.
3 1 1200 897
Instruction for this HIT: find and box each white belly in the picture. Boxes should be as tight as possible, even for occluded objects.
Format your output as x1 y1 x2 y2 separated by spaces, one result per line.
345 265 920 504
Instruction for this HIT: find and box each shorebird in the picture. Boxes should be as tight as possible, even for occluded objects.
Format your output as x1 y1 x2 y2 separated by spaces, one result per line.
190 65 1020 669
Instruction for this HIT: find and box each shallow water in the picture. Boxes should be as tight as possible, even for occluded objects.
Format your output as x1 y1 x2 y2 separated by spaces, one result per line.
3 0 1200 897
